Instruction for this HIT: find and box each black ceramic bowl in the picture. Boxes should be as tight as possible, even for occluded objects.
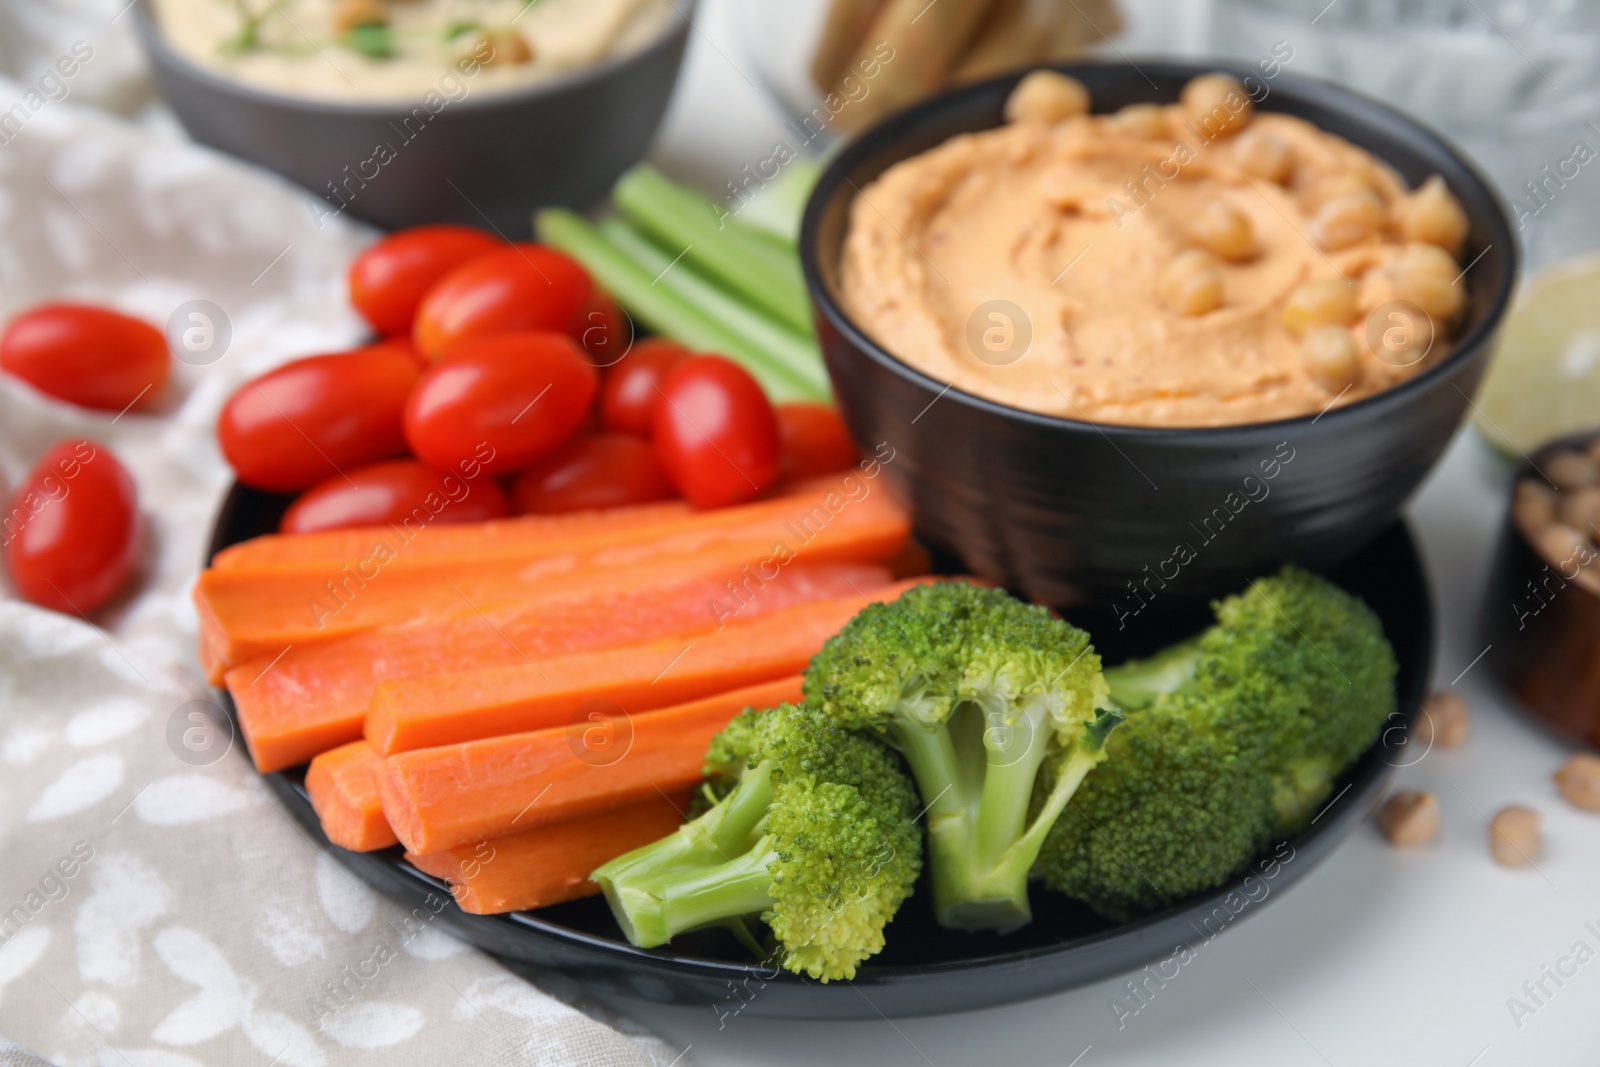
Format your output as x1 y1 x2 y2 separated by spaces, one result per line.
803 60 1516 607
132 0 692 235
209 484 1432 1019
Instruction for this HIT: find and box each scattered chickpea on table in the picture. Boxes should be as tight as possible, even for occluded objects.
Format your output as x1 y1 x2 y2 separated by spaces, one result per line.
1553 753 1600 811
1489 806 1542 867
1377 790 1439 847
1415 689 1470 748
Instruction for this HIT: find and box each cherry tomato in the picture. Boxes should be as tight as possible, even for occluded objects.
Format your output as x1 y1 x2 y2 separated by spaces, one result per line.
280 459 510 534
348 226 503 336
218 346 419 492
4 439 140 614
360 335 428 367
1 303 169 412
652 356 780 508
574 294 632 368
776 403 859 481
510 434 675 514
599 338 691 436
404 331 598 477
412 244 598 360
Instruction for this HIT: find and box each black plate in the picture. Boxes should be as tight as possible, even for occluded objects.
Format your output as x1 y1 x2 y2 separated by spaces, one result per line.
207 484 1432 1018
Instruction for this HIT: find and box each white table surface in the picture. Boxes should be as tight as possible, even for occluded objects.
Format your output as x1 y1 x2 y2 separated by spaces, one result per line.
597 3 1600 1064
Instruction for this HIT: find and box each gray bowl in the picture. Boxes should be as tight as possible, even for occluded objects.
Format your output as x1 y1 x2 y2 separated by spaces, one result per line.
133 0 693 235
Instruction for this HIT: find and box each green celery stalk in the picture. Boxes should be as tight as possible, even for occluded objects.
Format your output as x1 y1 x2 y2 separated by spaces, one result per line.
612 166 813 335
597 217 829 399
536 209 826 402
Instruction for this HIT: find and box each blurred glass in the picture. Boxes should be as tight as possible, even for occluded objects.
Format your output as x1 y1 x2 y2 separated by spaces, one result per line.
1209 0 1600 268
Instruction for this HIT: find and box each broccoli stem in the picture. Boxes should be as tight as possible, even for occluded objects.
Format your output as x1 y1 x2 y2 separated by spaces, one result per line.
608 846 777 948
890 700 1106 933
1103 639 1201 709
593 764 777 947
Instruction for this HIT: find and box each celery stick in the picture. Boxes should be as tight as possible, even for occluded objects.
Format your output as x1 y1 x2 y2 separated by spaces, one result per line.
597 217 829 398
613 166 813 335
536 209 825 402
734 157 823 247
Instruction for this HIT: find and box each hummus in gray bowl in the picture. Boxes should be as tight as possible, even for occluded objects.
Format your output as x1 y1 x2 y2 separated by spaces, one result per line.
132 0 692 233
152 0 671 102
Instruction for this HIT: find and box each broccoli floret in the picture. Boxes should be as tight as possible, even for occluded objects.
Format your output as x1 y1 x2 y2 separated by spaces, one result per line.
804 581 1121 933
1035 566 1397 920
591 704 922 982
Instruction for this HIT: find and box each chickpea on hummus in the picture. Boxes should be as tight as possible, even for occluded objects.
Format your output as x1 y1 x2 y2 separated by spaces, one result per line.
839 71 1472 427
153 0 670 102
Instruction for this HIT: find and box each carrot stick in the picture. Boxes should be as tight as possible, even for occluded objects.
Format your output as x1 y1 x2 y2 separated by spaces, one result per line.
366 577 932 755
378 676 803 855
231 562 887 773
211 497 695 572
305 740 398 852
211 474 842 572
196 471 909 675
404 790 693 915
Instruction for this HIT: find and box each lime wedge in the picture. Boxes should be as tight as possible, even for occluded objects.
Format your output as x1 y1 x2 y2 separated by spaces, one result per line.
1474 256 1600 456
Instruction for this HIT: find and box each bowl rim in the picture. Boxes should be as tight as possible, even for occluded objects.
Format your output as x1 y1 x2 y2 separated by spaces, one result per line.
800 57 1519 442
129 0 696 117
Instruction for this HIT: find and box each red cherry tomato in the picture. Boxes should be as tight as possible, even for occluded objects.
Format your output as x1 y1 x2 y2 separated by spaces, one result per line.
218 346 419 492
776 403 859 481
280 459 510 534
599 338 691 437
360 335 428 367
510 434 675 514
348 226 503 336
4 439 140 614
412 244 598 360
574 294 632 368
404 331 598 477
652 356 780 508
1 303 169 412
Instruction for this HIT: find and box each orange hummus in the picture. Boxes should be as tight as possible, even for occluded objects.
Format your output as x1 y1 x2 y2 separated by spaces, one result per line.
839 79 1467 427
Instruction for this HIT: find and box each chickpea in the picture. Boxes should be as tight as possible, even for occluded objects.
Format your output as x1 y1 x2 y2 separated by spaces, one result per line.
1387 244 1464 321
1365 301 1435 366
1190 200 1256 261
1415 690 1469 748
1377 790 1439 847
1553 753 1600 811
333 0 387 32
1560 486 1600 533
1160 250 1224 316
1488 805 1541 866
1546 449 1598 490
1005 71 1091 124
1234 127 1293 183
1301 325 1361 393
1282 278 1356 337
1399 175 1469 257
1299 171 1372 213
1180 72 1253 136
1106 103 1168 139
481 28 534 65
1513 478 1559 535
1310 190 1387 251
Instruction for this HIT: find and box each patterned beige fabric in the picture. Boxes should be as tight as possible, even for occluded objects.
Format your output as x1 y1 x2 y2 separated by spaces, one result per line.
0 76 682 1067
